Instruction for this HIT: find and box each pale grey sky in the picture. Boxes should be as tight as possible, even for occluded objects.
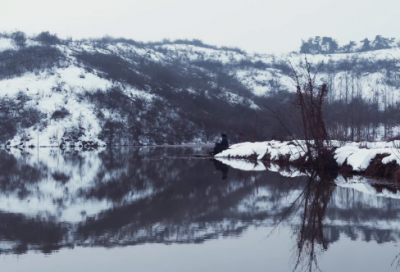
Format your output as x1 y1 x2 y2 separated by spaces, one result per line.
1 0 399 54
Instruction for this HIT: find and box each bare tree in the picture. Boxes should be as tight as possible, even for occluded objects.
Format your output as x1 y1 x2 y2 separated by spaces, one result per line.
291 60 336 174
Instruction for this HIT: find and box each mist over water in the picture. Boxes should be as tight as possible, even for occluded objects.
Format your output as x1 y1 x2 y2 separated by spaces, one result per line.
0 146 399 271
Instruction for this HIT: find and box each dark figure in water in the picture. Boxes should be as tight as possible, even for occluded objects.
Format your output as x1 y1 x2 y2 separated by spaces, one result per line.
210 133 229 155
212 159 229 180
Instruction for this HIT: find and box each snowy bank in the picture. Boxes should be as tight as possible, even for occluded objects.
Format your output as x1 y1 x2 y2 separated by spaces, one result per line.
215 141 307 161
215 140 400 177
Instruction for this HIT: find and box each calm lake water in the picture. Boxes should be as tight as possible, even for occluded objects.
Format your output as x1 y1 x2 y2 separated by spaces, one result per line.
1 146 400 272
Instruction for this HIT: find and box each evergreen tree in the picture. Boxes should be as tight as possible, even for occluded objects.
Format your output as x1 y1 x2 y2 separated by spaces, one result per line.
11 31 27 49
300 36 338 54
372 35 394 50
313 36 322 53
340 41 356 53
36 31 60 45
321 37 338 53
359 38 371 52
300 39 312 53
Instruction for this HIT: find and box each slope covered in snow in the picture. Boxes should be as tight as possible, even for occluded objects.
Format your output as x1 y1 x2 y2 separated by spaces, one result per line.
1 33 400 146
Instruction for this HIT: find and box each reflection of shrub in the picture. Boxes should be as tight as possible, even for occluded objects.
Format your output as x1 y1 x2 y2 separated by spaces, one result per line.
51 107 70 120
52 171 70 184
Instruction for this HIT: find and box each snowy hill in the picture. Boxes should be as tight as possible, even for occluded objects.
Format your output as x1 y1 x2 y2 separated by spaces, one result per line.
1 33 400 146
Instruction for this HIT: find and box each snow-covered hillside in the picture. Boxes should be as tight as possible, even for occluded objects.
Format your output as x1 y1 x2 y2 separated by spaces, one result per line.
1 34 400 146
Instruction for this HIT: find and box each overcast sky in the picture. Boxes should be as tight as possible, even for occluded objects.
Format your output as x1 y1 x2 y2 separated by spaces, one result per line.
1 0 399 54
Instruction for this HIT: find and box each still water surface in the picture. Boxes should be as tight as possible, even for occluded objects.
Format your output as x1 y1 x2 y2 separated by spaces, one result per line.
0 146 400 272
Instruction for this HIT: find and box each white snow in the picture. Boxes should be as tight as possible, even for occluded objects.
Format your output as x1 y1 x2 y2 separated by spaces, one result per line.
215 158 266 171
216 140 306 161
217 140 400 173
0 37 16 52
0 148 159 223
335 175 400 200
1 35 400 146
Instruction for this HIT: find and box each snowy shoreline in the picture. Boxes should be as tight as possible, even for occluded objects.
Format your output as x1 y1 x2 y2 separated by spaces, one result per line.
215 140 400 179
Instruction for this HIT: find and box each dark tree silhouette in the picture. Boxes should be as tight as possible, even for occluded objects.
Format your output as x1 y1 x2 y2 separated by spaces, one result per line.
11 31 27 49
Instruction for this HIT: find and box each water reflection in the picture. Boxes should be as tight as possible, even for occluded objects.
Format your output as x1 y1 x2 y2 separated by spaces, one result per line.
0 147 399 271
212 159 229 180
290 174 336 272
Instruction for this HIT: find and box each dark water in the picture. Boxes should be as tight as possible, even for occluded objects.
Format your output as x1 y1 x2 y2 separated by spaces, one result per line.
0 146 400 272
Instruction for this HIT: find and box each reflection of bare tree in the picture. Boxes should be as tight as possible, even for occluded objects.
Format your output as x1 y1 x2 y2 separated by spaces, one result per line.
291 173 335 272
392 254 400 269
265 171 334 272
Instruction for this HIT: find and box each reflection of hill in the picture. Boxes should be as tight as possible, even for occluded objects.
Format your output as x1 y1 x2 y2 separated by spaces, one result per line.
0 212 66 254
0 148 400 255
